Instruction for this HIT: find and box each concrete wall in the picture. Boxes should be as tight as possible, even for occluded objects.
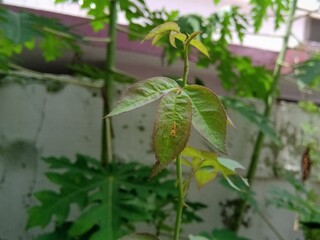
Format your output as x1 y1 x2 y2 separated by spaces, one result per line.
0 76 318 240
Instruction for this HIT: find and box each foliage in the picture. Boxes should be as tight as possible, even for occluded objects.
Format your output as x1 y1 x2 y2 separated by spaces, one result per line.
27 155 205 239
250 0 290 31
0 8 79 66
269 172 320 224
294 54 320 90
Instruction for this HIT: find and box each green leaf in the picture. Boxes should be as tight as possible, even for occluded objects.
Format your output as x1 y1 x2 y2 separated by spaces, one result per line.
183 85 227 154
119 233 160 240
144 22 180 41
152 91 192 176
181 146 246 190
189 39 210 58
107 77 179 117
222 97 281 145
28 155 184 239
294 55 320 90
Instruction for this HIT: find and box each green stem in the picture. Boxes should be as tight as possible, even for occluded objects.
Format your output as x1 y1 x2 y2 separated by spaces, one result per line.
101 0 117 166
174 155 184 240
182 45 189 86
247 0 298 185
173 42 190 240
231 0 298 232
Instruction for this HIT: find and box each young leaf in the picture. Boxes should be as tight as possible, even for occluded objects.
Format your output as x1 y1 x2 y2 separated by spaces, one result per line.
144 22 180 41
189 39 210 58
183 85 227 154
107 77 179 117
181 146 246 190
152 91 192 176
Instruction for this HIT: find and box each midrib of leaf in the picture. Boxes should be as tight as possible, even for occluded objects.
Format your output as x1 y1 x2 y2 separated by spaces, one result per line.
161 94 179 157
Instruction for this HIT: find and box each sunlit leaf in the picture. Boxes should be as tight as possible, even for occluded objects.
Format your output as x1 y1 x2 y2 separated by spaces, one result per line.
183 85 227 154
144 22 180 41
152 91 192 176
182 146 246 189
107 77 179 117
190 39 211 58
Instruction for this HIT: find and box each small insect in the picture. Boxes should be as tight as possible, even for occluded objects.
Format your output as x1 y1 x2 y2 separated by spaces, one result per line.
170 121 177 137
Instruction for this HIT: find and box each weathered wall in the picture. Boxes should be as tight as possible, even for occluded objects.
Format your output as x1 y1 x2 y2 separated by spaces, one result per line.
0 78 317 240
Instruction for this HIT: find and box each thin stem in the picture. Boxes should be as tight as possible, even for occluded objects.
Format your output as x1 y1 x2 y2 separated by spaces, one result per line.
173 155 184 240
101 0 117 166
182 45 189 86
173 42 190 240
231 0 298 232
247 0 298 183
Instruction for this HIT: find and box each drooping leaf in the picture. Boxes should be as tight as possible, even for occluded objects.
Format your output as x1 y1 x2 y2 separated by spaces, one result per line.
144 22 180 41
222 97 281 145
152 91 192 176
183 85 227 154
119 233 160 240
107 77 179 117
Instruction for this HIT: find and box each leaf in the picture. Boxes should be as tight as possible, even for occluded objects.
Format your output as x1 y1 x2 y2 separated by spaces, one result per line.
119 233 160 240
181 146 246 190
107 77 179 117
294 55 320 90
144 22 180 41
222 97 281 145
183 85 227 154
0 9 43 44
151 31 167 45
27 155 182 239
152 91 192 176
189 39 211 58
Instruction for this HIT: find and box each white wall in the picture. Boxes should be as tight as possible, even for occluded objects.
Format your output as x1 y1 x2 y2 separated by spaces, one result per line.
1 74 318 239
